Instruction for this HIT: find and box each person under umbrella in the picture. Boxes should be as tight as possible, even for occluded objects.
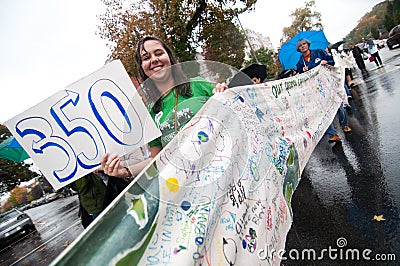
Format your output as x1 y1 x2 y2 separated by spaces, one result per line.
227 63 267 87
296 38 334 73
241 63 267 84
278 30 329 70
295 38 352 143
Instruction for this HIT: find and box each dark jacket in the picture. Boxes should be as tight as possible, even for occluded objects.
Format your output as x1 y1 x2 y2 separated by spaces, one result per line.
296 49 335 74
72 173 106 215
351 46 363 60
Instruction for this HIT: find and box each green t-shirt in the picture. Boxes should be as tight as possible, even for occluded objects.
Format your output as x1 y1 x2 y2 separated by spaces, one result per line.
148 77 215 148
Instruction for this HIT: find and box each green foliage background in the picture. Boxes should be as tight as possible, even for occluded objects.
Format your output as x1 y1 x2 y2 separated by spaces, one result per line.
0 125 37 196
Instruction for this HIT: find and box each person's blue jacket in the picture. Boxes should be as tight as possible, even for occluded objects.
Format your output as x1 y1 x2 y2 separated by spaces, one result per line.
296 49 335 74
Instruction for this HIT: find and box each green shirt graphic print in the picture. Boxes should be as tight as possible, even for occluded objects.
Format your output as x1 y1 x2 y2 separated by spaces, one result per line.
148 77 215 148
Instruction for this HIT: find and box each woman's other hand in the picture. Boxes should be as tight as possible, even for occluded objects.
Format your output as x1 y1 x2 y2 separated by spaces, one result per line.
101 153 130 178
212 82 228 93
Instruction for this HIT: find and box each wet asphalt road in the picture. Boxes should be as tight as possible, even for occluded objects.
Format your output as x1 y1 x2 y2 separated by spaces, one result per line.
285 47 400 265
0 196 83 266
1 48 399 266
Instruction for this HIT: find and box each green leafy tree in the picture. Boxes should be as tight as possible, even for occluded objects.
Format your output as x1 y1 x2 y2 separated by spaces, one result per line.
384 0 400 31
244 47 281 80
7 187 29 208
280 0 323 45
345 1 392 44
98 0 257 77
200 6 246 70
384 1 395 31
395 0 400 25
0 124 37 196
392 0 400 27
371 26 380 39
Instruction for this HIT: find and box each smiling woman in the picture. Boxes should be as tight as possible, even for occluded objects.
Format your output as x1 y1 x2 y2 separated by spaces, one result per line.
133 36 228 159
99 36 228 179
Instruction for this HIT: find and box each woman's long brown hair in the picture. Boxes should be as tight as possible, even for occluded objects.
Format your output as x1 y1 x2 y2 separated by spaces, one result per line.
135 36 191 113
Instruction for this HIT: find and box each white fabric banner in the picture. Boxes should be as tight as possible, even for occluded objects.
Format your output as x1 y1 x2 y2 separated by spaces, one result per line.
138 65 342 265
53 65 343 266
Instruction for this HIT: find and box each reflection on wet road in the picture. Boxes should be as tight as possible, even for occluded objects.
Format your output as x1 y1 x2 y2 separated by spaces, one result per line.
285 48 400 265
0 196 83 266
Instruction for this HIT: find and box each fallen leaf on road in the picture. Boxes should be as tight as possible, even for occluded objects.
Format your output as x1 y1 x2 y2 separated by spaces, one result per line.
373 215 386 221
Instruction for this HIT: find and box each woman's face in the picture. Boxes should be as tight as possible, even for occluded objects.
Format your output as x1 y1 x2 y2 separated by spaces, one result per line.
298 41 309 53
140 40 172 82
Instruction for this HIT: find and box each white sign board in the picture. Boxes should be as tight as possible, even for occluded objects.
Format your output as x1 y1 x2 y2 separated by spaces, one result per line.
5 60 161 190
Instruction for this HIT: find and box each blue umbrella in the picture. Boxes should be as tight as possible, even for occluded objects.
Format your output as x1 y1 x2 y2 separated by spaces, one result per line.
278 30 330 70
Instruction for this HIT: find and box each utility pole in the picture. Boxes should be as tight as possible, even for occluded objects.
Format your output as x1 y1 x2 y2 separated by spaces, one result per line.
236 12 259 64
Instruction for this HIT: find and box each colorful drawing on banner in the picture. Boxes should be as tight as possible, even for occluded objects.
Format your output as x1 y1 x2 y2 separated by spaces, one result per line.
52 64 343 266
166 178 180 193
283 144 301 216
126 192 148 230
4 60 161 190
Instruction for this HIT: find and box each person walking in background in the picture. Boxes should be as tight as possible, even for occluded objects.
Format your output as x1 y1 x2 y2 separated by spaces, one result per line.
296 38 352 143
326 45 353 103
71 173 106 228
349 43 366 72
364 38 383 67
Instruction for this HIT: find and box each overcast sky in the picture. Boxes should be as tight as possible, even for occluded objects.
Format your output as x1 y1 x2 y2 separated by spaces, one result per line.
0 0 384 124
240 0 383 48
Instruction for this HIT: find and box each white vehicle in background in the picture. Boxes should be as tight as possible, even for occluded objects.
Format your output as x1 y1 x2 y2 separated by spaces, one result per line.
0 209 36 247
45 192 60 202
30 197 46 207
